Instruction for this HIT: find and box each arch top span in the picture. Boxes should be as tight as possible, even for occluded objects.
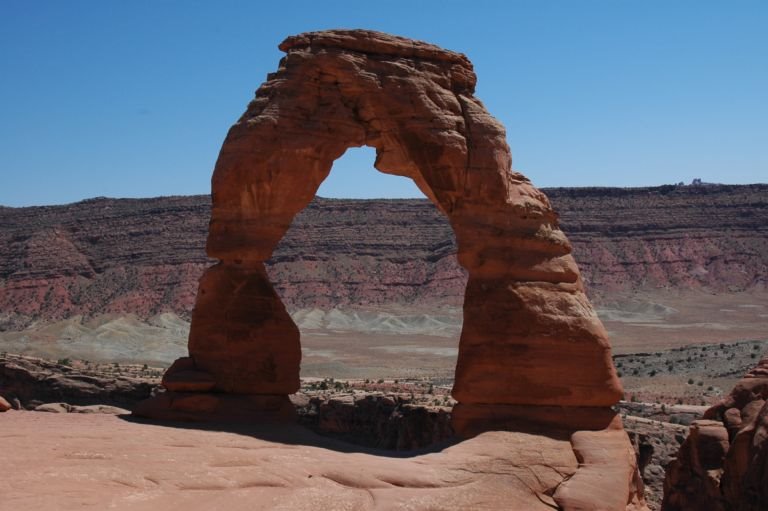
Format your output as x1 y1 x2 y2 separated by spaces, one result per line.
136 29 623 432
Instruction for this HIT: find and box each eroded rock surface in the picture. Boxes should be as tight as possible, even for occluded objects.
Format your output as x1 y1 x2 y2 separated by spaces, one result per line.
0 353 155 408
149 28 622 411
663 355 768 510
1 412 631 511
294 392 454 450
132 29 644 509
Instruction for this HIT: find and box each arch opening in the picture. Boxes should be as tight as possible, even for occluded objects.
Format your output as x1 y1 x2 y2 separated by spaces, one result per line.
266 145 465 382
315 146 424 199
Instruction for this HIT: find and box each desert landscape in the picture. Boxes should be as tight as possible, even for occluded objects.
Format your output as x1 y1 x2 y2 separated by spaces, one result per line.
2 185 767 510
2 184 765 397
1 20 767 511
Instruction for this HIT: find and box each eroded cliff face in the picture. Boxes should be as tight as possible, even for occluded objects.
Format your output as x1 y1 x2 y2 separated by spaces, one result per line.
0 196 209 330
549 185 768 296
0 184 766 330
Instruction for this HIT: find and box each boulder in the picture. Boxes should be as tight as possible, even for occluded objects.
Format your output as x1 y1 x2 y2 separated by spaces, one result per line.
663 354 768 510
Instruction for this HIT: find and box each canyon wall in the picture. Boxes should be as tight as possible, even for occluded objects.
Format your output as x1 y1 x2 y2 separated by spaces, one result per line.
0 184 766 330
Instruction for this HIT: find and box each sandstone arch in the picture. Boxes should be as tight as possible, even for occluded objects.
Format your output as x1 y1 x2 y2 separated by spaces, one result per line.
138 29 623 430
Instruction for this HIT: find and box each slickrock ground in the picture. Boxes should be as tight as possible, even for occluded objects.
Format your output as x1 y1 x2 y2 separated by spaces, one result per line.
1 411 616 511
0 351 699 509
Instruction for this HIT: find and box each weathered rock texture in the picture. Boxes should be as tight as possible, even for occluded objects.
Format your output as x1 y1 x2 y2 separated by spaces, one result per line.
2 185 766 330
149 28 622 408
134 29 644 510
0 353 155 409
662 355 768 510
1 412 641 511
294 392 454 451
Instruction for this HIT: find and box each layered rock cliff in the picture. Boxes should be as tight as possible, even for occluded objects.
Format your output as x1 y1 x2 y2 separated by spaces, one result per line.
0 184 766 330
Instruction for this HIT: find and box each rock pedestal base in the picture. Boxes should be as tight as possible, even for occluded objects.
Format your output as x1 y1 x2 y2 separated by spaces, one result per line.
132 392 296 423
452 403 620 437
132 356 295 423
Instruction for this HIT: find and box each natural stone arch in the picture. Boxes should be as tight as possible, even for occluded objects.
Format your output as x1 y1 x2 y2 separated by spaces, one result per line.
137 29 623 432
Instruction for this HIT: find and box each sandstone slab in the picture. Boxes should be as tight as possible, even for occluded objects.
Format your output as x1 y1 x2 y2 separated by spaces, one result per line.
0 412 640 511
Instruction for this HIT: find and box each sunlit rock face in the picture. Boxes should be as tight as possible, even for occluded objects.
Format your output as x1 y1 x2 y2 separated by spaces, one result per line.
663 355 768 511
134 29 645 510
182 29 622 407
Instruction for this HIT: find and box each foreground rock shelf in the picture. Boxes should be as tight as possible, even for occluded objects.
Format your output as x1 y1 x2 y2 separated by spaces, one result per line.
1 412 642 511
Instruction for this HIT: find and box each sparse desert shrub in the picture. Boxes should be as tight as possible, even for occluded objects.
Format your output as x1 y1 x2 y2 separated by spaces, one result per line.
58 357 71 366
688 378 694 384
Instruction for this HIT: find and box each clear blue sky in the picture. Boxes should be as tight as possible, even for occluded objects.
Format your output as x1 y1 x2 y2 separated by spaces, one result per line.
1 1 766 206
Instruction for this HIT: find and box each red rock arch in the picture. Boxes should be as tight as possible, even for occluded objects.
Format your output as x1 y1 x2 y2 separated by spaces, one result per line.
138 30 623 432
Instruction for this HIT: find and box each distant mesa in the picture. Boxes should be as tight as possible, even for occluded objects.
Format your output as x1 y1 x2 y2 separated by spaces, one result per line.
675 178 721 187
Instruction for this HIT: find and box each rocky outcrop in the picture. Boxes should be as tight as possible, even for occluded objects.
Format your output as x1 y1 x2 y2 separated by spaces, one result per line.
294 392 454 450
138 28 623 410
133 29 644 510
1 185 766 331
662 355 768 510
0 353 156 408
